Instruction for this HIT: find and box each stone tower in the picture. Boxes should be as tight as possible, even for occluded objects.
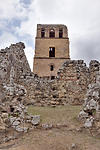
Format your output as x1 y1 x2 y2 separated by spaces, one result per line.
33 24 70 78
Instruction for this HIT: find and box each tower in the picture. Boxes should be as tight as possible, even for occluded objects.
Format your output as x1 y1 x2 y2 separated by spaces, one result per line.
33 24 70 78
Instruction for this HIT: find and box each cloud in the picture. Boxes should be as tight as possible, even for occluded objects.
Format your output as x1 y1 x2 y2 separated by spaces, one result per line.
0 0 34 70
71 31 100 65
0 32 18 49
24 45 34 70
0 0 100 69
0 0 28 20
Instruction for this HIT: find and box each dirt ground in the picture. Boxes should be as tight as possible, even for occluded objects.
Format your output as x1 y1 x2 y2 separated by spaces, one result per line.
0 105 100 150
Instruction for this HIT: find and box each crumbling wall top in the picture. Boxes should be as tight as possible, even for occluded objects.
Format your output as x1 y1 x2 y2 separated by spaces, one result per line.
36 24 68 38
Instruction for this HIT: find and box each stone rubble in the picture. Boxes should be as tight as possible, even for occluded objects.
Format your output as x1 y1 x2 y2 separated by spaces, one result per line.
84 116 94 128
30 115 40 126
0 97 41 133
41 123 53 130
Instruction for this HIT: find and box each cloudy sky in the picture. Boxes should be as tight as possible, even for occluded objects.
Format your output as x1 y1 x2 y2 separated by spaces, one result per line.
0 0 100 69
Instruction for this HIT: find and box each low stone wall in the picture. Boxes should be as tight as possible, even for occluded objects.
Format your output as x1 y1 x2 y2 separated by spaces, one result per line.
21 60 100 106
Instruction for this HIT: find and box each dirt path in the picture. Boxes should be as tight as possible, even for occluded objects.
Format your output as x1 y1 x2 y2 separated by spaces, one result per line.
0 105 100 150
0 127 100 150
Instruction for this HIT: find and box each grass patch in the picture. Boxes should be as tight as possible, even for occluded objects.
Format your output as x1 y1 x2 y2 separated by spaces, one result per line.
27 105 81 125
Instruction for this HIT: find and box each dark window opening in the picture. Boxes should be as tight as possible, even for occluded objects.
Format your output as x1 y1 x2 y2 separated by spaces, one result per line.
41 28 45 38
50 65 54 71
59 29 63 38
51 76 55 80
49 29 55 38
49 47 55 57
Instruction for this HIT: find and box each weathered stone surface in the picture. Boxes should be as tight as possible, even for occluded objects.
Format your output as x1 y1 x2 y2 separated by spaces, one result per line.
31 115 40 126
95 111 100 120
78 110 88 120
0 42 31 84
42 123 53 130
84 117 94 128
12 120 20 126
0 117 6 130
0 44 100 109
24 59 92 106
15 126 28 132
79 69 100 129
1 42 100 142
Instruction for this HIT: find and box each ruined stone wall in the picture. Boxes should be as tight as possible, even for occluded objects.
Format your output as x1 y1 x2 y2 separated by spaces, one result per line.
24 60 90 106
0 42 31 85
1 42 100 144
23 60 100 106
89 60 100 84
0 42 100 106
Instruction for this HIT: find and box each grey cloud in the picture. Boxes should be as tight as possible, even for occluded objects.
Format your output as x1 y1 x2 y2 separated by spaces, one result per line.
71 33 100 65
0 0 100 68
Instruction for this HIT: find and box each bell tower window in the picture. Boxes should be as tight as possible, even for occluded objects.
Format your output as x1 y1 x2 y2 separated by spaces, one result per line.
59 28 63 38
49 29 55 38
50 65 54 71
49 47 55 57
41 28 45 38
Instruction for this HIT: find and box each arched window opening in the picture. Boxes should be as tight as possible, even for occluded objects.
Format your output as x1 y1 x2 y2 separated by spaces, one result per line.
59 28 63 38
49 29 55 38
49 47 55 57
41 28 45 38
50 65 54 71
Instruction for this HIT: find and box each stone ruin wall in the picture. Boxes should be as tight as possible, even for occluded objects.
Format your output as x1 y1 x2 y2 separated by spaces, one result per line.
0 42 31 85
23 60 89 106
0 42 100 106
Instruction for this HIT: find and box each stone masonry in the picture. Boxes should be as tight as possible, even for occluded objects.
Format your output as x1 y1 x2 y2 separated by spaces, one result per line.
33 24 70 77
0 42 31 85
26 60 90 106
78 62 100 129
0 42 100 141
0 42 99 107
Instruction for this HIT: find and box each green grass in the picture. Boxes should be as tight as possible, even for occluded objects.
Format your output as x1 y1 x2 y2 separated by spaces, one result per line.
27 105 81 125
